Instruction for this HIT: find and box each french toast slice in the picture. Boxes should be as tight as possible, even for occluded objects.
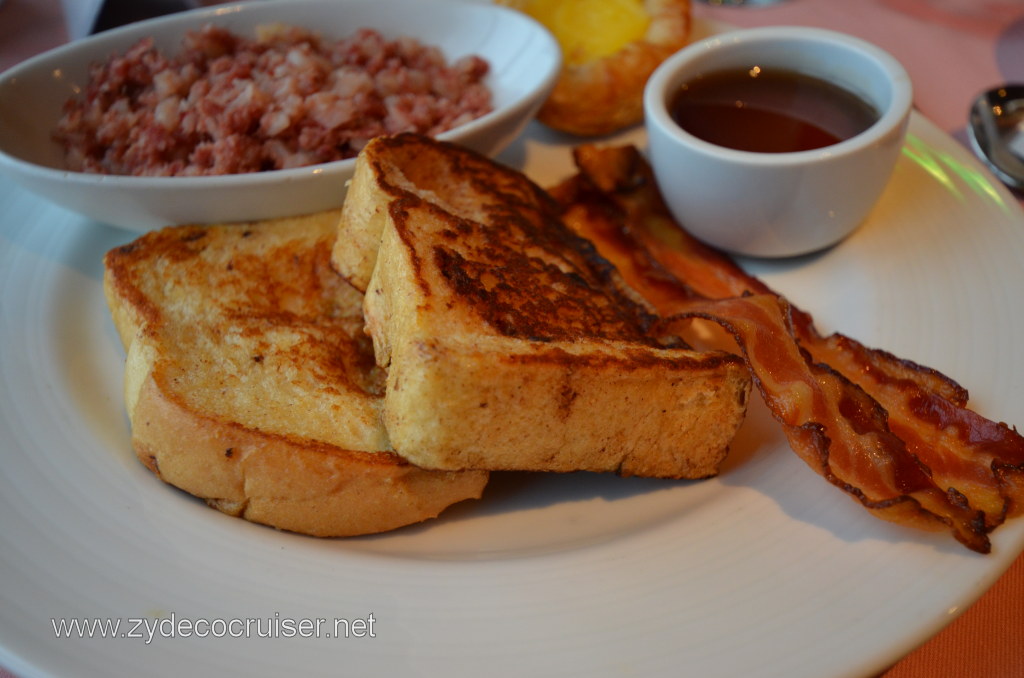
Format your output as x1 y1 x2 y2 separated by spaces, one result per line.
104 209 487 537
333 134 751 477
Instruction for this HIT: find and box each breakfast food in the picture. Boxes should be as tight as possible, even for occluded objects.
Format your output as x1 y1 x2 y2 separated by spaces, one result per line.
57 24 492 177
103 210 487 536
669 68 880 153
99 131 1023 551
552 144 1024 553
496 0 691 136
332 134 751 476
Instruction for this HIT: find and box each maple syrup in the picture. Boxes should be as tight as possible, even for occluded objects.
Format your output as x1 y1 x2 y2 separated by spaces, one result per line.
669 67 879 153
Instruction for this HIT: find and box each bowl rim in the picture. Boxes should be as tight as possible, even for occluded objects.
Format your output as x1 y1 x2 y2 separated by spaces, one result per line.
643 25 914 167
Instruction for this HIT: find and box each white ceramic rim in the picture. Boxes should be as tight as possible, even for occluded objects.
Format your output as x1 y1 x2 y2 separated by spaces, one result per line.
644 25 914 167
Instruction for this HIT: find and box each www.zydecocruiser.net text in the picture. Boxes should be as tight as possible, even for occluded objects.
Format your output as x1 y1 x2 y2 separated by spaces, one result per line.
51 613 377 644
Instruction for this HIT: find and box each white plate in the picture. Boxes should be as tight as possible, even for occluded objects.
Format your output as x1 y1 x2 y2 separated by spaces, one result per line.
2 85 1024 678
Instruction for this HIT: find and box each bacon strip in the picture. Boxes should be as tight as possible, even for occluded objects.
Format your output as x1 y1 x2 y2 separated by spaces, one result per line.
560 145 971 404
552 144 1024 553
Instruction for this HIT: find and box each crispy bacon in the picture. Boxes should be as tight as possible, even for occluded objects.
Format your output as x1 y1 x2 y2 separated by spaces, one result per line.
551 144 1024 553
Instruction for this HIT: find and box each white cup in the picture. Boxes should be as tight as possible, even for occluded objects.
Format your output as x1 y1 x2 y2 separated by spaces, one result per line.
644 26 912 258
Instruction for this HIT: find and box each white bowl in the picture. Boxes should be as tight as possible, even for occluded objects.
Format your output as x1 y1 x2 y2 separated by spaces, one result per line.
644 26 912 258
0 0 560 231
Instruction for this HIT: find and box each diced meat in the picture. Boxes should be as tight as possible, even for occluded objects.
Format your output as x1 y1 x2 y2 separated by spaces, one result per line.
54 24 493 176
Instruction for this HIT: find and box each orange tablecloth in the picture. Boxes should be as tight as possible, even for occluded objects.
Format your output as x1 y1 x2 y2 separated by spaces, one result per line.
1 1 1021 676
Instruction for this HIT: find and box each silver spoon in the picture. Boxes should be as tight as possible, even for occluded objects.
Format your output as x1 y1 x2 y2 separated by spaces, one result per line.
968 85 1024 190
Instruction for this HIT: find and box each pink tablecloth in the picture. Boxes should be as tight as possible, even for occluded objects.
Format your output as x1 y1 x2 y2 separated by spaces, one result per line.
0 0 1021 676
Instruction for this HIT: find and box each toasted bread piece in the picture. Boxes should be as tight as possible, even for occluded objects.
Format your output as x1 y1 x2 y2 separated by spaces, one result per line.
104 210 487 537
496 0 692 136
333 134 750 477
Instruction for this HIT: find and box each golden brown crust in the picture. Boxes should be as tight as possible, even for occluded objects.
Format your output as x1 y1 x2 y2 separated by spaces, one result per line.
132 370 486 537
499 0 692 136
104 210 487 537
338 134 751 477
378 330 751 477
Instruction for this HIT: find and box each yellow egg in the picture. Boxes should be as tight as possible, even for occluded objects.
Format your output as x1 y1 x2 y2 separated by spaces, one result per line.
518 0 651 66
